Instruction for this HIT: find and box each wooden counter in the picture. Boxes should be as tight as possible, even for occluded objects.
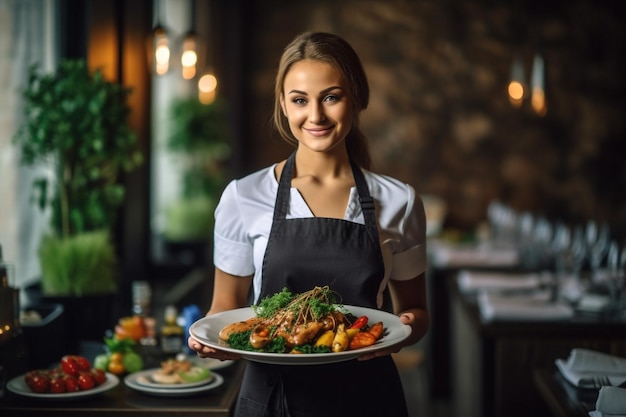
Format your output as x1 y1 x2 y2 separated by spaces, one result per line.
533 367 598 417
0 360 244 417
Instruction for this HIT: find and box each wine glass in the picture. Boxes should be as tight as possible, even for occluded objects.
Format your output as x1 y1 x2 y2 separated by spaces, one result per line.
585 221 611 283
552 223 587 303
606 242 626 317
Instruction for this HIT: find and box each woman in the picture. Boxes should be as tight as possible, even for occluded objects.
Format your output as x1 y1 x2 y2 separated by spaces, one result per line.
188 31 429 417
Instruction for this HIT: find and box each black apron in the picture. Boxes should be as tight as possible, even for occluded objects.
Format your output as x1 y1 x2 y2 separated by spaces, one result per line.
234 153 409 417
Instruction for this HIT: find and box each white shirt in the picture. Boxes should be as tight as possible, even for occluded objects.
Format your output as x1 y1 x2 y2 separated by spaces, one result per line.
214 164 428 305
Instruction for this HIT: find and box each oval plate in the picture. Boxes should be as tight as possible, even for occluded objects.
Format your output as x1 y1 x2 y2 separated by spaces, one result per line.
6 372 119 401
124 371 224 397
189 305 411 365
133 368 214 389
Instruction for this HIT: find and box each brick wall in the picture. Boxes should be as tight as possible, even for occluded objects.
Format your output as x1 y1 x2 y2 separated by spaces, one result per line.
239 0 626 238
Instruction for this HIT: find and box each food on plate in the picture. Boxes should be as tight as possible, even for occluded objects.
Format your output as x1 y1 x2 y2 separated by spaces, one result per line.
219 286 386 354
94 336 144 375
23 355 107 394
150 358 212 384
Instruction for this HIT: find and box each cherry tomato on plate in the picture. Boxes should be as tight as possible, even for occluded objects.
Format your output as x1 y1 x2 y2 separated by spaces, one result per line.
77 372 95 390
60 355 80 376
63 374 80 392
90 368 107 386
24 370 50 393
49 375 66 393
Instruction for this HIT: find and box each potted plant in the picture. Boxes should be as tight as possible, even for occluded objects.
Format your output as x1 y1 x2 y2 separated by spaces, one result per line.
13 59 142 297
163 97 230 244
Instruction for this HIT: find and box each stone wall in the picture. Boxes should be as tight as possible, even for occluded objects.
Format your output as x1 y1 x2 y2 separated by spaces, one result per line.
236 0 626 238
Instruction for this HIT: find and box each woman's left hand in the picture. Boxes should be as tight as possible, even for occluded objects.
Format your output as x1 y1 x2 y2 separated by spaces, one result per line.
356 311 415 361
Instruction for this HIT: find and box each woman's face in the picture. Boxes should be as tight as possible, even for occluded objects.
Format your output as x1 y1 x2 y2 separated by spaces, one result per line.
280 59 353 154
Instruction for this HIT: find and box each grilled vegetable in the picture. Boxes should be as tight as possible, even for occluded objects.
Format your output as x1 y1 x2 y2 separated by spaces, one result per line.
314 330 335 348
332 324 349 352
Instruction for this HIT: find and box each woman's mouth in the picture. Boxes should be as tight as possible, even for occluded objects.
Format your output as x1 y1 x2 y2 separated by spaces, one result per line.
305 127 333 137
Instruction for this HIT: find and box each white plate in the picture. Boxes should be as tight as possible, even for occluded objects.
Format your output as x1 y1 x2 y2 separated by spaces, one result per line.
175 353 234 370
193 357 234 370
124 371 224 397
133 368 214 389
6 372 119 400
189 305 411 365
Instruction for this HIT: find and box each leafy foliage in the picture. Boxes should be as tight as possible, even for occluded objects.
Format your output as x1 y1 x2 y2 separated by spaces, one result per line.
167 97 230 199
38 230 117 296
13 59 142 238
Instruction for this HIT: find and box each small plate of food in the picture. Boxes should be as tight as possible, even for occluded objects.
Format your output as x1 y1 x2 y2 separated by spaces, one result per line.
124 357 224 396
189 286 412 366
133 358 214 389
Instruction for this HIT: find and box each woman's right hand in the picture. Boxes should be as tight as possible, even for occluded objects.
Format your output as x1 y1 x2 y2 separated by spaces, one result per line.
187 336 243 361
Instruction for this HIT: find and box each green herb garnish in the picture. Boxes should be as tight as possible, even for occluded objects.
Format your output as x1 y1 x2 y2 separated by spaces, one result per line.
253 287 294 319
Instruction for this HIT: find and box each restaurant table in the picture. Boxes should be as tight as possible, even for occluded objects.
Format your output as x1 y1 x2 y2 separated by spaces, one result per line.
0 359 245 417
533 367 599 417
425 239 521 400
448 279 626 417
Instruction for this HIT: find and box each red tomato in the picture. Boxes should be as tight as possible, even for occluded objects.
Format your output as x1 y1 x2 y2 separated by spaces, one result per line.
60 355 80 376
77 372 95 391
74 356 91 372
90 368 107 386
348 315 369 329
63 375 80 392
49 376 66 393
24 370 50 393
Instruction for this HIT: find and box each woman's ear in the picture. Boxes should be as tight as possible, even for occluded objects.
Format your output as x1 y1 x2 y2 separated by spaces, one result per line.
280 95 287 116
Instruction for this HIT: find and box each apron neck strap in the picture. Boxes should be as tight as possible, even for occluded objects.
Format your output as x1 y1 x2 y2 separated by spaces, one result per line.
274 152 378 229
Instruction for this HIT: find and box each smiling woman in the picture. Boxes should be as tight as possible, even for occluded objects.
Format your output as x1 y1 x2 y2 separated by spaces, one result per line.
281 60 354 156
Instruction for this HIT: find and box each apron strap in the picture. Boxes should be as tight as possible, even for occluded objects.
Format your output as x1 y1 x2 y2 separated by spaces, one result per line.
273 152 381 245
273 152 296 220
349 159 376 225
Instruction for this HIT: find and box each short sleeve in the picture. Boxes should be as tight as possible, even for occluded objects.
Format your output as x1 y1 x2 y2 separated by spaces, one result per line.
389 188 428 280
213 180 255 276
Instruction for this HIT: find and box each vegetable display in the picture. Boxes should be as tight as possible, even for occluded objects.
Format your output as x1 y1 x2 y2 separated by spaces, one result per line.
219 286 386 354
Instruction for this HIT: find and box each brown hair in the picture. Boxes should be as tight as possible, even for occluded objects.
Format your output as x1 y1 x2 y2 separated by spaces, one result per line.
272 32 372 169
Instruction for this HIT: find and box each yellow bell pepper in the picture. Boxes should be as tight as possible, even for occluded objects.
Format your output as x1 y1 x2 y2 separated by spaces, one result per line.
314 329 335 348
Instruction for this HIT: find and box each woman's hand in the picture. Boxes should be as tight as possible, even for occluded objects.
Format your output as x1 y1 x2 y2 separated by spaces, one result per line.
187 269 252 361
187 336 243 361
356 311 415 361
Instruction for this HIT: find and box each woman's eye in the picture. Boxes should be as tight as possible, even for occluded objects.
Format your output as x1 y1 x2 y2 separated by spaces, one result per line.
324 94 338 103
292 97 307 105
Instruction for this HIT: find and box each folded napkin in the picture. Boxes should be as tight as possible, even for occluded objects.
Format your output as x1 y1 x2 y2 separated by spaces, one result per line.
589 411 625 417
596 386 626 415
430 244 519 268
478 290 574 321
556 349 626 389
457 270 542 293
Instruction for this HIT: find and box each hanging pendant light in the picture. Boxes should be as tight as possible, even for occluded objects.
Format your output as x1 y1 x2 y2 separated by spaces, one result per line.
181 0 197 80
507 54 525 108
152 0 170 75
181 31 197 80
530 53 547 116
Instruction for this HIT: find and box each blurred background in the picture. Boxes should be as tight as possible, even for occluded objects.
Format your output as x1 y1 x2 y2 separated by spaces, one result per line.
1 0 625 295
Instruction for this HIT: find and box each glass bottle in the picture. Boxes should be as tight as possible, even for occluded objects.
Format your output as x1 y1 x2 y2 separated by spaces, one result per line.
160 305 184 355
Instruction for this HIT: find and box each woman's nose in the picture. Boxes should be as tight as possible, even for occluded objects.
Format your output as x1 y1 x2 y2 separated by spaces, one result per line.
308 102 326 123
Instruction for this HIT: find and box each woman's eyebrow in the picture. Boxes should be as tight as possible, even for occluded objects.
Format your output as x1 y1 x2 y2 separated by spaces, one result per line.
287 86 343 95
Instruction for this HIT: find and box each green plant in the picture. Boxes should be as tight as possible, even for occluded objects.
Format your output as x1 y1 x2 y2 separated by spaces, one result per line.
38 230 117 296
164 97 230 241
167 97 230 200
12 59 142 295
13 59 142 238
